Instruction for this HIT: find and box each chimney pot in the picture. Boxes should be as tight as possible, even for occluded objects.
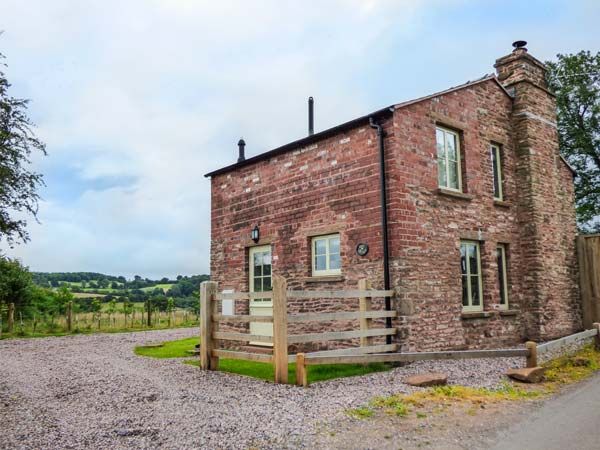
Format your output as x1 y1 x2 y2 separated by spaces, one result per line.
512 40 528 51
237 138 246 163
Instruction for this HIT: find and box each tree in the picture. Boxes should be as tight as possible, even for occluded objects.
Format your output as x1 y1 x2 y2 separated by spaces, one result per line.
546 51 600 231
0 50 46 245
55 285 73 314
0 255 32 311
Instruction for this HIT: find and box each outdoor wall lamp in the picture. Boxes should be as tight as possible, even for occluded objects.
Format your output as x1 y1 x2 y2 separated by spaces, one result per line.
251 225 260 243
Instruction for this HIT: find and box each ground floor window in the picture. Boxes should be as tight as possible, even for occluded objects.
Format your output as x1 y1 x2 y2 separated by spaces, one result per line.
460 240 483 312
497 244 509 309
312 234 341 276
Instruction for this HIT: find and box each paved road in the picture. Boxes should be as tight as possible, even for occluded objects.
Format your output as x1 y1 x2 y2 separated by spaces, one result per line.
490 373 600 450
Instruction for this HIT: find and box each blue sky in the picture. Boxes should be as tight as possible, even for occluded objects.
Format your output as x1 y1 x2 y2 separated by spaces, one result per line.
1 0 599 278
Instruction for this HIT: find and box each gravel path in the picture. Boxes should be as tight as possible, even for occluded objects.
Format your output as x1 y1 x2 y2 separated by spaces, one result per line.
0 329 524 449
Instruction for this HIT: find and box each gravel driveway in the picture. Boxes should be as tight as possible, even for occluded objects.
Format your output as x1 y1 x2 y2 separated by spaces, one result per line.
0 329 524 449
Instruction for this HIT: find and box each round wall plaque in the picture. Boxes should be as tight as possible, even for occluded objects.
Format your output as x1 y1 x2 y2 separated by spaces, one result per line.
356 243 369 257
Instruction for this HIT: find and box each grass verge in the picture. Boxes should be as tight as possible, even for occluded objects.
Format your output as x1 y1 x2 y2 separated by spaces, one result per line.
135 337 391 384
347 345 600 420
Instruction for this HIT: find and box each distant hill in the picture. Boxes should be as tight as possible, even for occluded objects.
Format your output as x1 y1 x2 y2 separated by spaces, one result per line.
32 272 210 306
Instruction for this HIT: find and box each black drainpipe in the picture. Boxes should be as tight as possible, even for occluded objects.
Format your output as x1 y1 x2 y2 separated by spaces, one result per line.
369 117 392 345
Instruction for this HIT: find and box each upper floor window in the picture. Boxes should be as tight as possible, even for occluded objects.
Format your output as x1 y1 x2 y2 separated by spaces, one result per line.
460 241 483 312
491 144 503 200
312 234 341 276
497 244 509 309
436 127 462 191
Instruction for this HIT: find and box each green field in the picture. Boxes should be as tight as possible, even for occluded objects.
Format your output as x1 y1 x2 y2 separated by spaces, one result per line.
141 283 174 293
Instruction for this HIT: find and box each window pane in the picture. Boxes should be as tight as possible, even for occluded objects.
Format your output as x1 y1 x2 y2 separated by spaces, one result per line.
471 277 481 306
436 129 446 158
315 239 327 255
262 252 271 266
263 264 271 276
462 276 469 306
448 160 459 189
315 255 327 271
492 146 501 198
438 158 447 187
329 236 340 255
254 264 262 276
446 133 457 160
253 252 262 267
329 253 341 270
263 276 272 291
471 276 481 306
253 277 262 292
468 245 478 275
497 247 506 305
460 247 467 275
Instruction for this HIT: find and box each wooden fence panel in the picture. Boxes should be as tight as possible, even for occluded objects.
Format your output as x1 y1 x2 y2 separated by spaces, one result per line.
578 234 600 329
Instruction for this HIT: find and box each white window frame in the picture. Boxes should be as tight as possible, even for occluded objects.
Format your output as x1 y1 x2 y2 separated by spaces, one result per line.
436 126 463 192
311 234 341 276
460 240 483 312
497 244 509 310
491 143 504 200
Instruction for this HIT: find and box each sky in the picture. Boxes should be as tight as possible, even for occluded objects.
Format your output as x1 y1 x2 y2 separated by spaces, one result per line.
1 0 599 279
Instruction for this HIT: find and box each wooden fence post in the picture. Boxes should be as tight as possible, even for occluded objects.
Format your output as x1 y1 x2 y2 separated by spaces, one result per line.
66 301 73 332
272 275 288 384
525 341 538 368
296 352 308 387
7 303 14 333
200 281 218 370
359 279 373 347
594 323 600 351
146 299 152 327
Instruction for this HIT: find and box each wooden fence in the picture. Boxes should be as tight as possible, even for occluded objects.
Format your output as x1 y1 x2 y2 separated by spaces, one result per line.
199 275 396 383
578 234 600 329
199 277 541 386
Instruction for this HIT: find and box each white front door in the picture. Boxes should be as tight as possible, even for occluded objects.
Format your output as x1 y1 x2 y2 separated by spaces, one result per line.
249 245 273 345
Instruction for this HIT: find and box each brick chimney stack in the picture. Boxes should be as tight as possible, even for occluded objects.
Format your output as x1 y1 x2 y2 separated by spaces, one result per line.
494 42 581 341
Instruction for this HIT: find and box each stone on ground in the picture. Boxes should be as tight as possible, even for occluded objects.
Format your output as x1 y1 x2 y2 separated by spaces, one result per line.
506 367 546 383
405 372 448 387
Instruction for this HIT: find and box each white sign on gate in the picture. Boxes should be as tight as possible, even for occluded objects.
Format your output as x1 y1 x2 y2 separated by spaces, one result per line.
221 290 234 316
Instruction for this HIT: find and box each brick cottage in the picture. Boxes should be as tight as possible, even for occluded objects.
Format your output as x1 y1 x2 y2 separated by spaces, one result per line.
205 42 582 352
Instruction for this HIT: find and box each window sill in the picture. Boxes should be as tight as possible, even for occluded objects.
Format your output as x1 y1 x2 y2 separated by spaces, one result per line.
499 309 519 317
461 311 493 320
437 188 474 201
303 275 344 283
493 199 512 208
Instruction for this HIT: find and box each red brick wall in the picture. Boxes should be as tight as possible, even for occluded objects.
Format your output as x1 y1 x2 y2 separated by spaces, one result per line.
209 50 581 351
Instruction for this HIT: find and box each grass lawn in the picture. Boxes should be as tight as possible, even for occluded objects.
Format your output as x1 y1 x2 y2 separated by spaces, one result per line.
135 337 391 384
